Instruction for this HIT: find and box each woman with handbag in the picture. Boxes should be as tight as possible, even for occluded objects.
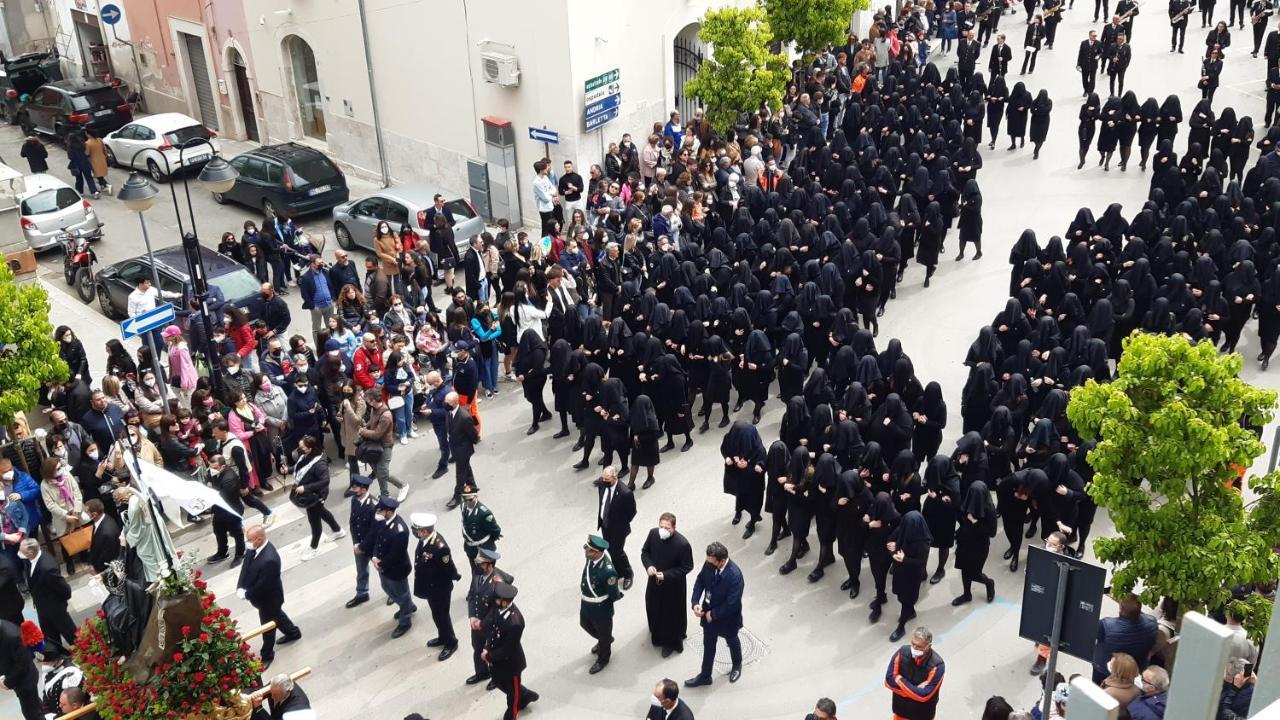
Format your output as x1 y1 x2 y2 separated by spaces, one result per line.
382 350 418 443
292 435 344 561
162 325 198 407
40 457 85 573
227 389 277 491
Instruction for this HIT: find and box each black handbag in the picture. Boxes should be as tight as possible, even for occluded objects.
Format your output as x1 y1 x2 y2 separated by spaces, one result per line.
356 439 384 465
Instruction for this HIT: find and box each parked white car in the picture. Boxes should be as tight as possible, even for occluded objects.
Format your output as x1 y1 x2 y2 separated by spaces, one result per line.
102 112 220 182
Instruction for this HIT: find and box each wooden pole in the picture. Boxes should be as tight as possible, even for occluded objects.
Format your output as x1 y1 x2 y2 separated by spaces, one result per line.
245 666 313 700
239 621 277 641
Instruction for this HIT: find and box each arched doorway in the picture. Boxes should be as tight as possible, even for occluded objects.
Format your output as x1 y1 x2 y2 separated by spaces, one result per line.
282 35 325 140
226 47 259 142
673 23 703 121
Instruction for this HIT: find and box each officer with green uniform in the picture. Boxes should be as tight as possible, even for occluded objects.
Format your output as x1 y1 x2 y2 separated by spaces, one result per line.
580 534 623 674
460 484 501 574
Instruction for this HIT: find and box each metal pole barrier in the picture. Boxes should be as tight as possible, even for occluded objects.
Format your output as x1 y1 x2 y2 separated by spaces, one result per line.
1166 611 1235 720
1041 560 1072 720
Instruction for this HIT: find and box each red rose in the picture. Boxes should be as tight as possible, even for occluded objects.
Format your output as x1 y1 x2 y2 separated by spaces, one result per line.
181 625 192 636
194 671 206 681
199 632 210 642
225 629 236 638
173 652 184 662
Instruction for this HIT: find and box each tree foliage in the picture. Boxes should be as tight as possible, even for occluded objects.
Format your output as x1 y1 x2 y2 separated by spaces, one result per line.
683 6 789 134
1067 333 1280 637
0 267 66 424
764 0 864 55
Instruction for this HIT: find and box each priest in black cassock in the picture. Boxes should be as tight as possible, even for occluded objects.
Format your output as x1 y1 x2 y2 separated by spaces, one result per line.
640 512 695 657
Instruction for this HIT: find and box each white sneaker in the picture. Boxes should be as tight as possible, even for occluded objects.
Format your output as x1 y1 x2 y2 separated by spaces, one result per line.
396 486 410 503
399 437 409 446
300 547 318 561
408 430 420 439
263 514 277 527
329 529 347 541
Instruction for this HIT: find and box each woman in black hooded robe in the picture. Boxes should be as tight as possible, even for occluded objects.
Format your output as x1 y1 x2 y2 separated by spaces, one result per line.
629 394 661 489
1008 230 1041 297
865 491 902 623
599 377 632 476
648 353 694 452
836 468 874 599
884 510 932 641
780 447 816 575
921 454 960 586
986 76 1008 150
956 179 984 260
917 201 944 286
1222 260 1261 352
875 227 903 314
776 332 809 402
998 468 1042 571
1043 451 1084 544
699 334 734 431
737 329 775 423
1029 89 1053 160
806 453 841 582
764 440 792 555
720 420 766 535
911 381 947 465
1258 259 1280 370
1005 82 1032 150
1137 96 1161 170
514 328 552 434
953 480 998 606
574 363 607 470
549 338 584 439
960 363 999 433
870 393 914 462
1097 95 1123 171
1077 93 1100 170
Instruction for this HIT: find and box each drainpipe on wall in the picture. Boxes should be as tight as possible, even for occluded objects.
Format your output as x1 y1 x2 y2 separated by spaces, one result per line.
355 0 390 188
109 24 146 112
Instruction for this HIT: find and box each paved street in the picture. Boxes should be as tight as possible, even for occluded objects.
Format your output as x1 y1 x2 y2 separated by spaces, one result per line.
5 7 1280 719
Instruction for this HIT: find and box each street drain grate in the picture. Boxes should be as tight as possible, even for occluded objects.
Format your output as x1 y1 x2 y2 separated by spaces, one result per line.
699 626 768 670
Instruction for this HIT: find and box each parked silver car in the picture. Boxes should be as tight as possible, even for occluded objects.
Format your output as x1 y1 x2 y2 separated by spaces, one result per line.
17 173 103 252
331 185 483 257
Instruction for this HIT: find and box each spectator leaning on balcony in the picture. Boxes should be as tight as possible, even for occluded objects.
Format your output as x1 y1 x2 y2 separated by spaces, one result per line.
1090 595 1158 683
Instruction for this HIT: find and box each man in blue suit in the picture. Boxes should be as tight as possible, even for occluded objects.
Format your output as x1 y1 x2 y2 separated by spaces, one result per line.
685 541 744 688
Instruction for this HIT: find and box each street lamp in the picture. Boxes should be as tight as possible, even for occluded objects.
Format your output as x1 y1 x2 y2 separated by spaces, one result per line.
122 140 240 398
115 167 170 406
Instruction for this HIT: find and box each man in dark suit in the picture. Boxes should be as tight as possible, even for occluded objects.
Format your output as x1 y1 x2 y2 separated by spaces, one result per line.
545 267 582 345
0 617 43 720
18 539 76 648
684 541 745 688
0 553 22 627
445 391 480 510
236 524 301 669
423 194 455 231
1077 30 1103 96
205 454 246 567
596 466 637 589
484 583 539 720
461 235 485 302
957 30 982 87
647 678 695 720
420 372 453 480
86 499 121 573
411 512 460 660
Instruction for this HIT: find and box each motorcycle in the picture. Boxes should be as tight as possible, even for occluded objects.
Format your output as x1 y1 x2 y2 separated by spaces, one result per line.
59 226 101 303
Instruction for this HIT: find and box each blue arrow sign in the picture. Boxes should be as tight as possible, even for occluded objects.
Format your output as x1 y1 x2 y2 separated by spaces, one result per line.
528 127 559 144
100 3 122 25
120 302 175 339
584 106 619 131
584 93 621 119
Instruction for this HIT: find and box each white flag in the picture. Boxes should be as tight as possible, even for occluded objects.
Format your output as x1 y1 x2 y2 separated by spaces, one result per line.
131 457 241 517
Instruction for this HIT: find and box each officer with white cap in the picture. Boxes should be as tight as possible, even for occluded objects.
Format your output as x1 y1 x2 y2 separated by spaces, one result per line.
411 512 461 661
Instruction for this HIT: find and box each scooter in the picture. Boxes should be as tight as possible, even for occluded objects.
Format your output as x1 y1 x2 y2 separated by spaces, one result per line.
59 226 102 303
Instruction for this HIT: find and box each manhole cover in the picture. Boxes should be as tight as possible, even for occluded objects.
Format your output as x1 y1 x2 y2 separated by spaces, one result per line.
699 626 768 670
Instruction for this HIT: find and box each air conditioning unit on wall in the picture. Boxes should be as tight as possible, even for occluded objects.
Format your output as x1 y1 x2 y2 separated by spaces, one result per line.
481 52 520 87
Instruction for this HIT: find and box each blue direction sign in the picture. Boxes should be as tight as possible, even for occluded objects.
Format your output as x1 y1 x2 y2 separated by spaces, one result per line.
120 303 175 340
585 107 619 131
100 3 123 25
528 127 559 144
584 68 621 131
584 93 621 119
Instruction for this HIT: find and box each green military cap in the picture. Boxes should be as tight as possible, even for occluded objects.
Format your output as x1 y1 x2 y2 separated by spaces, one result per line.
586 534 610 551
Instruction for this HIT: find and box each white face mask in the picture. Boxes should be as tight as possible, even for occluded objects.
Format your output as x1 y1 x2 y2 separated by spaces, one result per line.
143 377 156 387
910 647 926 658
227 366 241 374
658 527 673 540
53 447 68 458
87 450 99 461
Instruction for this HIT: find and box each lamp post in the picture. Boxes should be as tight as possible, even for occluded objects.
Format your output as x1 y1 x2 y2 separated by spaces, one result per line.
116 167 170 407
116 140 239 398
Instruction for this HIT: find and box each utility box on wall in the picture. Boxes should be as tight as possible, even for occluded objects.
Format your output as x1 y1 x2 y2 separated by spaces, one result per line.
482 116 520 225
467 160 492 221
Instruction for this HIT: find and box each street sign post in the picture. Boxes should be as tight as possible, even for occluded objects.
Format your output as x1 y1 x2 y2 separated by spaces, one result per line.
100 3 123 25
584 69 620 132
528 127 559 144
121 302 176 339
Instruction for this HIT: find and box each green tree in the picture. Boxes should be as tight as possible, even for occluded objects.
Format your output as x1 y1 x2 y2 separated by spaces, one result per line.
764 0 864 56
683 6 789 134
1067 332 1280 637
0 266 67 424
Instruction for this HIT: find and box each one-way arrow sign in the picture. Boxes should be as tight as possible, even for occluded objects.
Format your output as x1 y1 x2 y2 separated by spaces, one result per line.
120 303 175 339
100 3 123 25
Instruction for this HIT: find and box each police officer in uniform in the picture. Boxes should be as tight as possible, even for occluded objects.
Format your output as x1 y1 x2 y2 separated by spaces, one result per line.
344 473 378 608
460 485 502 574
411 512 460 661
1171 0 1193 51
580 534 623 674
465 547 513 688
368 496 415 639
484 583 539 720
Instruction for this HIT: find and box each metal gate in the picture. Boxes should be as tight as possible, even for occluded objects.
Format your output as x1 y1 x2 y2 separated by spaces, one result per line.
673 35 703 122
181 33 219 131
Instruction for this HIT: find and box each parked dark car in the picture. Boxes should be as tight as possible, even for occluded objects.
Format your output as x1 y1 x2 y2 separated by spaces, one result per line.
212 142 349 219
20 79 132 142
0 51 61 124
94 244 263 320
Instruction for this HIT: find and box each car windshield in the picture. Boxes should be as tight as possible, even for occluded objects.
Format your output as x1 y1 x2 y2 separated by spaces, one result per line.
287 155 340 187
164 125 212 146
70 87 123 110
20 188 79 215
209 267 262 301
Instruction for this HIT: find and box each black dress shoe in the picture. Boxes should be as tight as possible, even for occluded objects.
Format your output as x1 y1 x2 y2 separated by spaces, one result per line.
280 633 302 644
1010 556 1020 572
553 429 571 439
779 559 797 574
951 594 973 606
589 660 609 674
431 468 448 479
662 646 674 658
526 424 539 435
229 556 243 569
1002 548 1014 560
840 578 853 591
391 624 411 639
848 584 860 599
797 541 810 559
439 647 455 661
260 658 273 672
660 441 676 452
698 422 710 434
889 625 907 642
764 541 777 556
445 497 461 510
345 594 370 608
732 510 743 525
732 402 744 413
869 605 883 623
684 675 713 687
572 437 585 451
427 637 445 647
486 679 498 691
1265 358 1271 371
681 438 694 452
718 416 730 428
986 578 997 602
518 691 540 708
929 568 945 584
807 567 825 583
742 521 756 539
1024 524 1038 539
752 412 762 425
876 306 886 317
973 252 983 260
573 460 590 470
207 553 229 563
386 597 395 606
729 667 742 683
591 643 600 654
465 673 491 685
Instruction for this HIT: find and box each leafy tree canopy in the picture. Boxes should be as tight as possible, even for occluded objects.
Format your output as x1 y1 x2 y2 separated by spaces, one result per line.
683 6 789 134
0 267 66 424
764 0 864 55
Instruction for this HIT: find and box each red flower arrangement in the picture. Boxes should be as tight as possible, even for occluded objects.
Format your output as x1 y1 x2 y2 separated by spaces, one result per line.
72 565 261 719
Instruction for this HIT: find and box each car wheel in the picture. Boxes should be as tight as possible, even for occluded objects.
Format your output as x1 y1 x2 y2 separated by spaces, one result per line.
147 159 168 183
97 285 119 318
262 198 278 219
335 223 354 250
104 146 117 168
74 268 95 304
